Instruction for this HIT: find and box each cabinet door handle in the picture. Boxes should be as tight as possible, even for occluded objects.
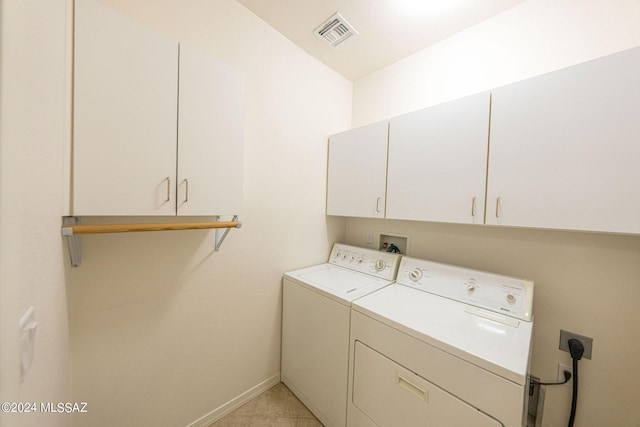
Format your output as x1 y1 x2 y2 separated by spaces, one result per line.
165 177 171 202
376 197 382 213
184 179 189 203
471 196 476 217
495 197 500 218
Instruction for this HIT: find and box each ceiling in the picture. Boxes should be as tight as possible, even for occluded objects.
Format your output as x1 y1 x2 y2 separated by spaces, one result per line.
236 0 526 81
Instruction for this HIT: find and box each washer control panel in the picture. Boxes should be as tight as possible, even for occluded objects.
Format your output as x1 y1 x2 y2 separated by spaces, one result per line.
329 244 402 281
398 257 534 322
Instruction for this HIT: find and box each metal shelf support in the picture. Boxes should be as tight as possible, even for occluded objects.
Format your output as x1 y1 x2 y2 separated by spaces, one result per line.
215 215 240 251
62 217 82 267
61 216 242 267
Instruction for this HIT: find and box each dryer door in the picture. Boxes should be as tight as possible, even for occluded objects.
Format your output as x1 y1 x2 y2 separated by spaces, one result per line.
351 342 503 427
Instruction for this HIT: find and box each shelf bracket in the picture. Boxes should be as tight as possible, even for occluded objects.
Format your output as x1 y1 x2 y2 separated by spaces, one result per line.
62 216 242 267
215 215 241 251
62 216 82 267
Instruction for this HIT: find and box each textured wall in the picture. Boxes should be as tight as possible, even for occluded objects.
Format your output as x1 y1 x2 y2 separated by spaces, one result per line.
67 0 351 425
0 1 72 426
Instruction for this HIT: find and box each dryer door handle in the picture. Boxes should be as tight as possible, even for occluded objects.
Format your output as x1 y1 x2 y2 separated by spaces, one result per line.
396 373 429 403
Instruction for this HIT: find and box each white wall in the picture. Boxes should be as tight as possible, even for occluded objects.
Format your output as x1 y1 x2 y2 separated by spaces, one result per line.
67 1 351 426
348 1 640 426
353 0 640 127
0 0 72 426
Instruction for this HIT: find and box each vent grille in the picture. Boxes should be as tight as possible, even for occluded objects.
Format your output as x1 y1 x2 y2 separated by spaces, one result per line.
314 13 358 47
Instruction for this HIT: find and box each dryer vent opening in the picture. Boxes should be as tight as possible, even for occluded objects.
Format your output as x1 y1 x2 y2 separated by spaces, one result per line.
314 12 358 47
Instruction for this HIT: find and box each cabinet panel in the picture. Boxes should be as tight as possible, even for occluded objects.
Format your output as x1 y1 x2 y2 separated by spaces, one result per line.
327 121 389 218
386 92 490 224
73 0 178 215
488 47 640 233
177 44 244 216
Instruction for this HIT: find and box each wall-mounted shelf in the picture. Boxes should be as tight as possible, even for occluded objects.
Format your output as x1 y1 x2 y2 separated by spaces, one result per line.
62 220 241 235
61 216 241 267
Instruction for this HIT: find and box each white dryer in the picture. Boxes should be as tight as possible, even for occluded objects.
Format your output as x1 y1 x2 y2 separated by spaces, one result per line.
347 256 534 427
282 244 402 427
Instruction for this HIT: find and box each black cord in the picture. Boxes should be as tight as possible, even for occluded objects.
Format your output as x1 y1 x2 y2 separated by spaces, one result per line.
567 339 585 427
529 370 571 401
533 370 571 386
531 339 584 426
568 355 579 427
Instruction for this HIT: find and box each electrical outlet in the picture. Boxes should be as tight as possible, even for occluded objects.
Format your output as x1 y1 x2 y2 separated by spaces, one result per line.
557 363 573 387
559 330 593 360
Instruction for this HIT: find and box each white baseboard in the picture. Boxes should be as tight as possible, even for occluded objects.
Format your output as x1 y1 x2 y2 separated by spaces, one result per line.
185 373 281 427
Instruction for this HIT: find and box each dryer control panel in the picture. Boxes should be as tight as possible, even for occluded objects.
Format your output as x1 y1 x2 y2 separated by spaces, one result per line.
397 257 534 322
329 244 402 281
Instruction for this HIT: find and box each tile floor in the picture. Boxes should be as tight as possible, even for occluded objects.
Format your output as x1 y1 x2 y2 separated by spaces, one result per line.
208 382 323 427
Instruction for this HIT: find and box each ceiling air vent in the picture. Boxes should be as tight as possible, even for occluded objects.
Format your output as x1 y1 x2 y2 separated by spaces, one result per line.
314 12 358 48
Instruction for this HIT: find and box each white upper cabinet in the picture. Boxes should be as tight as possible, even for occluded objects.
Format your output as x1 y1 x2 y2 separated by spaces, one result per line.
74 0 178 215
177 44 244 216
73 0 243 216
326 47 640 234
386 92 490 224
327 120 389 218
487 47 640 234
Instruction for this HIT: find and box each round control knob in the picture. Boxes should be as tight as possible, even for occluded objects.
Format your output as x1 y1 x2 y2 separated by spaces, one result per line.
409 268 423 282
375 260 386 271
467 284 476 293
357 257 364 264
506 293 516 304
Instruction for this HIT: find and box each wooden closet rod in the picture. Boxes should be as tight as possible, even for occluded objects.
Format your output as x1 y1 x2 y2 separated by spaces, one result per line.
62 221 241 235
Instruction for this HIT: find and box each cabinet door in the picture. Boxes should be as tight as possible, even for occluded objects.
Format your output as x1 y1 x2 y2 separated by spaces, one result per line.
177 44 244 216
488 47 640 233
327 120 389 218
386 92 490 224
73 0 178 215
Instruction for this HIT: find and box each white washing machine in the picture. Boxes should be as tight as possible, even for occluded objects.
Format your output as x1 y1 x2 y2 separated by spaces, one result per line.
347 256 534 427
282 243 402 427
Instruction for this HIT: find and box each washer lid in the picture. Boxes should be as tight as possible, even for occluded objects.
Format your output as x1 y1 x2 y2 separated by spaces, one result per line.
353 284 533 385
285 263 394 305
